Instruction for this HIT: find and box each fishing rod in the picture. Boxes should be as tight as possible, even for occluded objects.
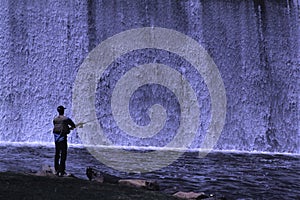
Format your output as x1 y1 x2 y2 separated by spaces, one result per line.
74 119 97 128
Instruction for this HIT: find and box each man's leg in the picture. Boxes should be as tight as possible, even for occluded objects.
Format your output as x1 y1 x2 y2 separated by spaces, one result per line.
54 142 60 173
60 140 68 174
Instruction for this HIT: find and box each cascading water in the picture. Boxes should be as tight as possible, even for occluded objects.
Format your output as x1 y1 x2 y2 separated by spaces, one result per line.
0 0 299 155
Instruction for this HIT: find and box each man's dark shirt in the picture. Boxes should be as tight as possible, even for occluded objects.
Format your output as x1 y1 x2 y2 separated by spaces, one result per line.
53 115 76 142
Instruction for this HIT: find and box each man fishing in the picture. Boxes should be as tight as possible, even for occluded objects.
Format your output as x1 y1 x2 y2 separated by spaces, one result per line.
52 105 76 177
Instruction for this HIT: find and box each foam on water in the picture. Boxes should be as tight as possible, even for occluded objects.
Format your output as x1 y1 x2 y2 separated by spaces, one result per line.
1 141 299 158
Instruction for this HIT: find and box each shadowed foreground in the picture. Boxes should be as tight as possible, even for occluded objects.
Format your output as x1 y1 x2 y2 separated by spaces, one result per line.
0 172 178 200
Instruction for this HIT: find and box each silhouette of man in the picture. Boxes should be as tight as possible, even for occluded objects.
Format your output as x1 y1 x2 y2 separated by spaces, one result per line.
53 105 76 176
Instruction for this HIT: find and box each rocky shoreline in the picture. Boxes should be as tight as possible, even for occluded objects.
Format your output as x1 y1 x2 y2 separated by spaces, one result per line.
0 171 178 200
0 166 227 200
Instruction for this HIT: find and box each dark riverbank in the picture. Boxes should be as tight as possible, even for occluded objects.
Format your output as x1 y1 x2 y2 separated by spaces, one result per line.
0 172 179 200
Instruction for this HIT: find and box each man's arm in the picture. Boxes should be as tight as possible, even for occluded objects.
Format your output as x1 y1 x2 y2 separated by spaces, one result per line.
67 118 76 130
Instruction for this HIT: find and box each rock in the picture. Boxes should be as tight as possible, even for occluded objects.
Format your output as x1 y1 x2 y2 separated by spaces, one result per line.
86 167 159 190
34 165 56 177
173 191 209 199
86 167 120 184
34 165 76 178
118 179 160 191
86 167 104 183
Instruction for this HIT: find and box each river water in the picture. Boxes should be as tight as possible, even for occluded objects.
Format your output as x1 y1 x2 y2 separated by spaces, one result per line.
1 143 299 200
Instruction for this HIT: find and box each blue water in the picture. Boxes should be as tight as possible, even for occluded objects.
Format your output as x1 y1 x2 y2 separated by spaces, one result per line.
0 143 299 200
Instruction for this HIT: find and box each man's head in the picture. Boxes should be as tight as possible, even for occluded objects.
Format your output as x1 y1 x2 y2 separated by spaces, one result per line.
57 105 66 115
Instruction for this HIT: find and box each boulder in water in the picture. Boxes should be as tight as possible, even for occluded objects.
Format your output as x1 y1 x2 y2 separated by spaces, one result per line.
86 167 159 190
86 167 104 183
86 167 120 184
172 191 209 199
118 179 160 191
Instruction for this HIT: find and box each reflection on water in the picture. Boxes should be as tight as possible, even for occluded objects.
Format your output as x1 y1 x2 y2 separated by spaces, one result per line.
0 144 299 199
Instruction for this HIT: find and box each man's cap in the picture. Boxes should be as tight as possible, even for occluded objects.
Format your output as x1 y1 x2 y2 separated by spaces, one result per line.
57 105 66 112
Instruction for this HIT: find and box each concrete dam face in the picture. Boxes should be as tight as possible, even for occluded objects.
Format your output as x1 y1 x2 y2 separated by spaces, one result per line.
0 0 299 154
